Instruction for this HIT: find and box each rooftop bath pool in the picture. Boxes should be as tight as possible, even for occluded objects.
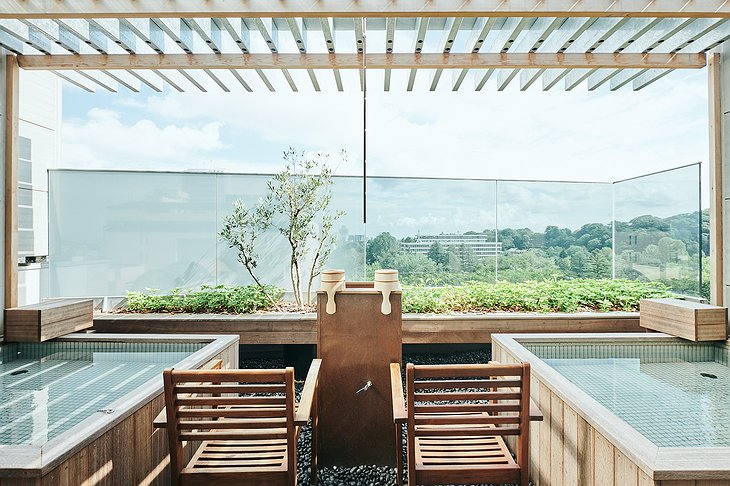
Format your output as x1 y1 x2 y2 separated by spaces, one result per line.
0 333 239 483
492 333 730 485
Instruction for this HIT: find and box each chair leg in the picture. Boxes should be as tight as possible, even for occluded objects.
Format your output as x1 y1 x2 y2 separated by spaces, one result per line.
406 439 415 486
395 422 403 486
520 464 529 486
311 392 318 485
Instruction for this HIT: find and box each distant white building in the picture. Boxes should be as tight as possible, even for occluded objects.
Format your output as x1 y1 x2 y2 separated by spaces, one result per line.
401 233 502 258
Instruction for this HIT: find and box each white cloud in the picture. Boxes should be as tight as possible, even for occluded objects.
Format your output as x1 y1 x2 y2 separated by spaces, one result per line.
60 68 710 205
62 108 227 170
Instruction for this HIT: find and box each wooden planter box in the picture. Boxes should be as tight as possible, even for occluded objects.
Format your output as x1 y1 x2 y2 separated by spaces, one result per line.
4 299 94 342
640 298 728 341
93 311 643 345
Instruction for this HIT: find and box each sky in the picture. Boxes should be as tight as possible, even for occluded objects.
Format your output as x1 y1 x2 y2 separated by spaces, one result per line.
58 66 710 234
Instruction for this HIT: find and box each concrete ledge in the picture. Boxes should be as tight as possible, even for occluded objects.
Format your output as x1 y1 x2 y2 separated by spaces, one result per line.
93 312 643 345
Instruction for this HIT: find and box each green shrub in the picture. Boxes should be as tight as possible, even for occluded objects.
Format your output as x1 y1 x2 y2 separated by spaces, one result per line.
125 279 672 315
401 279 672 314
126 284 284 314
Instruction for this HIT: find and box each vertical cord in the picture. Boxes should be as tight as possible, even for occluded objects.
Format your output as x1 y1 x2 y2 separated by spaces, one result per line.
611 180 616 279
494 181 498 282
362 17 367 226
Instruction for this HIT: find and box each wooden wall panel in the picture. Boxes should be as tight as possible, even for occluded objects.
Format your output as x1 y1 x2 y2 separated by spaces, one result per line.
594 432 615 486
616 449 639 486
563 406 578 486
539 382 552 485
550 392 564 486
577 415 595 486
640 470 658 486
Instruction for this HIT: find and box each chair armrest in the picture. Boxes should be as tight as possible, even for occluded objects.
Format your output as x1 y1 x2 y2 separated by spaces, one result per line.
529 398 543 422
153 408 167 429
390 363 407 423
152 359 224 429
295 359 322 426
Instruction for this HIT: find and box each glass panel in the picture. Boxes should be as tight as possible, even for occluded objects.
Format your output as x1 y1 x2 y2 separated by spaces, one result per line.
613 164 702 297
48 170 218 297
496 181 614 282
49 170 365 298
366 177 497 286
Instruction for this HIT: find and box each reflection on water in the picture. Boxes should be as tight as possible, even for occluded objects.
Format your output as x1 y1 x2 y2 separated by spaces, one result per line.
0 343 201 446
545 357 730 447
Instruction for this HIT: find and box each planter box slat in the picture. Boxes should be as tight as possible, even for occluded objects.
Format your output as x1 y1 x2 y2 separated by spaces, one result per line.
93 312 642 345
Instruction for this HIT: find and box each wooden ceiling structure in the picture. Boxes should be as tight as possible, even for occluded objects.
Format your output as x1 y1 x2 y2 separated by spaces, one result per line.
0 1 728 92
0 1 727 309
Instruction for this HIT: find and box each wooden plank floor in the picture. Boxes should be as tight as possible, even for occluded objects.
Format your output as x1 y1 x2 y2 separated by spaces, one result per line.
93 312 643 345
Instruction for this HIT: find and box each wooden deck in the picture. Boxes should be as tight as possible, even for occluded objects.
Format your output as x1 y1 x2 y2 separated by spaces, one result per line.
93 312 643 345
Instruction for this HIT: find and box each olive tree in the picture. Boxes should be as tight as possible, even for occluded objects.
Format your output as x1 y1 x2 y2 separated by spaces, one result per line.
266 149 345 307
219 199 282 310
220 148 345 310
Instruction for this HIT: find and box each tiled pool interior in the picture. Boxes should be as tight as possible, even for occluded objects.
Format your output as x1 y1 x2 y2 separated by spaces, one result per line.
0 341 205 446
525 341 730 448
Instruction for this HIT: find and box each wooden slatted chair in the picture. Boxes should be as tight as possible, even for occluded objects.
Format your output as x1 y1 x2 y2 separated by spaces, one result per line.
391 362 531 486
163 359 321 486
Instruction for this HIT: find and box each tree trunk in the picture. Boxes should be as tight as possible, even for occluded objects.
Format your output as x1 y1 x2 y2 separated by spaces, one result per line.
245 264 282 312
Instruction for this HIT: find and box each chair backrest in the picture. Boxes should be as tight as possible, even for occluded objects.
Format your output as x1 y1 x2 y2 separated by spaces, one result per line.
163 367 296 485
405 363 531 467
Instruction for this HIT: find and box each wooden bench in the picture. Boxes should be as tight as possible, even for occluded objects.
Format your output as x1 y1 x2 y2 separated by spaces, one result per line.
4 298 94 342
640 298 728 341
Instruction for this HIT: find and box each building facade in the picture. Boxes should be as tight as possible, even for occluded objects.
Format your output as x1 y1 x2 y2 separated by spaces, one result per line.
401 233 502 258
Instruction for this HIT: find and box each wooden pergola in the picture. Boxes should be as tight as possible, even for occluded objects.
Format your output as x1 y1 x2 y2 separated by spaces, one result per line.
0 0 726 307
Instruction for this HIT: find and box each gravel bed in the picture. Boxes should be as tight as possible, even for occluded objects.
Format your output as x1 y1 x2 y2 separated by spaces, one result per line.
239 347 530 486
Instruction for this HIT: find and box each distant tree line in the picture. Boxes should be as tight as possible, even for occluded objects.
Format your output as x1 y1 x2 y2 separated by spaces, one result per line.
363 209 708 296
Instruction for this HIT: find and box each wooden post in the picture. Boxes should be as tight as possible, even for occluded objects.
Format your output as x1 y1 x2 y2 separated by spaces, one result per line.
4 54 18 310
316 282 402 466
709 52 724 306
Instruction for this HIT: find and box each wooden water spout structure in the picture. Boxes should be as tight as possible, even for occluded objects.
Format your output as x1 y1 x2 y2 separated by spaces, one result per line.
316 279 402 466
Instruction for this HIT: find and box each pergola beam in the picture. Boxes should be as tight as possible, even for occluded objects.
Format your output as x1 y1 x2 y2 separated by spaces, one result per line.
2 1 730 19
4 54 19 309
18 52 708 70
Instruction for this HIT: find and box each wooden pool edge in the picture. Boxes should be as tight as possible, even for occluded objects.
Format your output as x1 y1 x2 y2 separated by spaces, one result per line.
93 311 644 344
492 333 730 486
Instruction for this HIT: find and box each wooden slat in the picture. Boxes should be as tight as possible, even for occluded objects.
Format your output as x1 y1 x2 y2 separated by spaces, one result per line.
414 378 523 389
415 391 522 402
414 363 524 378
177 407 287 419
179 429 288 441
2 1 730 19
170 369 286 383
16 52 708 71
177 418 286 429
415 415 522 425
415 426 521 437
550 391 564 486
414 403 521 414
193 458 284 467
178 396 286 406
174 384 285 394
